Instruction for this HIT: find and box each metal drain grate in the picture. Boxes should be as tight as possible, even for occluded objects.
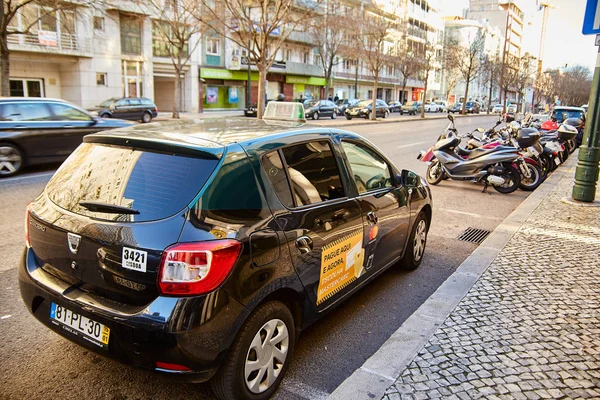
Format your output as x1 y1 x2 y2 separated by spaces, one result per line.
457 228 491 244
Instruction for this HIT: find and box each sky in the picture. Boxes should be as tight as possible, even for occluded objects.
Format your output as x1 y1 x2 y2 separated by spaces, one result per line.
438 0 597 73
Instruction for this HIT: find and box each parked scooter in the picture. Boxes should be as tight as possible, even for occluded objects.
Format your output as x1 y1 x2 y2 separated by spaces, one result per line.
418 115 522 194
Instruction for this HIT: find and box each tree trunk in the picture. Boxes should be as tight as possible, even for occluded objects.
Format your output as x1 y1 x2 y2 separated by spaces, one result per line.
172 66 181 119
0 33 10 97
487 75 493 115
257 63 267 120
420 77 428 119
462 79 470 115
371 73 378 120
400 76 407 103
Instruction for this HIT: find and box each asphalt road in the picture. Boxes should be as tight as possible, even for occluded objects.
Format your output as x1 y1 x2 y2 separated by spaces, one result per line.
0 115 530 400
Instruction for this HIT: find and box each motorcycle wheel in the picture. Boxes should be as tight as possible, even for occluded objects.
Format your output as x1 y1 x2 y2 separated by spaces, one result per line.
518 163 542 191
538 154 550 182
567 139 576 154
426 160 444 185
493 164 521 194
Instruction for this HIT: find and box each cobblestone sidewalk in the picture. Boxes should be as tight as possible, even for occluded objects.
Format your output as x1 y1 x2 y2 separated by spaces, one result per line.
383 168 600 400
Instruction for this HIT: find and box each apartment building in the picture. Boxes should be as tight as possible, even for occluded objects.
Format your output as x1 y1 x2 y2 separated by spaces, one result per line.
6 0 445 111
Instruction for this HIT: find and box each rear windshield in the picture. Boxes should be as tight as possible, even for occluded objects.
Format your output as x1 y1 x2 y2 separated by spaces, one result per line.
553 109 584 122
46 143 218 222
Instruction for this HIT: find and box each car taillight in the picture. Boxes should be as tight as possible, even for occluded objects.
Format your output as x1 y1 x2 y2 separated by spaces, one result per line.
25 204 31 248
158 240 242 296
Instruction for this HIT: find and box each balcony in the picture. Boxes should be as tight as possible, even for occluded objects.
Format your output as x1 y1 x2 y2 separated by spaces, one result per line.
8 32 92 57
286 61 323 77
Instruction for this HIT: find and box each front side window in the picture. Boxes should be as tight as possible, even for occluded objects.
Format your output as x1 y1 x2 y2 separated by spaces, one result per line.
341 141 391 194
281 141 345 206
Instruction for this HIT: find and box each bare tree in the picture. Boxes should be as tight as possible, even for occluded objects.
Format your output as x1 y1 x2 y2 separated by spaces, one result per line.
445 32 485 114
139 0 203 118
533 70 553 111
419 42 436 119
550 65 593 106
393 30 421 104
481 55 501 114
1 0 85 96
352 3 396 120
195 0 319 119
309 2 348 98
513 53 535 113
497 59 517 111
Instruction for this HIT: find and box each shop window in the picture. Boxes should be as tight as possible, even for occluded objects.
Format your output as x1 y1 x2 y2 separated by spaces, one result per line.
120 15 142 55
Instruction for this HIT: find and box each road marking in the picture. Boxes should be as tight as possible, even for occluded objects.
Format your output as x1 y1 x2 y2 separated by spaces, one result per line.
438 208 504 221
1 315 12 320
0 172 54 183
280 378 329 400
397 142 425 149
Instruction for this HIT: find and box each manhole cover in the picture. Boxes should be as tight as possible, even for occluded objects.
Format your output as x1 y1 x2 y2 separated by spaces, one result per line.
457 228 491 244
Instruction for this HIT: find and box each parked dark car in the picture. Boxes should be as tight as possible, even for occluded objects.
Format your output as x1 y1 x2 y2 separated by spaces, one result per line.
244 100 276 117
90 97 158 123
387 100 402 112
303 99 338 120
345 99 390 119
401 101 422 115
448 103 463 114
551 106 586 123
336 98 358 115
19 102 432 400
465 101 481 114
0 98 134 177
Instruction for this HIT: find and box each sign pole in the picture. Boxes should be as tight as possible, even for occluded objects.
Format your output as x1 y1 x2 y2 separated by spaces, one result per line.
573 44 600 201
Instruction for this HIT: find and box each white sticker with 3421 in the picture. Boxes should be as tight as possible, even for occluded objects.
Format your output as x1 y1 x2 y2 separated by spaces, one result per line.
122 247 148 273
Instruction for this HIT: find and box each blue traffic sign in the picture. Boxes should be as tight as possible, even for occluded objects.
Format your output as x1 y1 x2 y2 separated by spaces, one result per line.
583 0 600 34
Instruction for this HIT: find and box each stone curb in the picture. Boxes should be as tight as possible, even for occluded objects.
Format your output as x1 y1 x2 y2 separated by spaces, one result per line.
327 154 579 400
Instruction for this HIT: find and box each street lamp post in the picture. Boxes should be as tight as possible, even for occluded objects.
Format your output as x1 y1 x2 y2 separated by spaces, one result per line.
572 46 600 202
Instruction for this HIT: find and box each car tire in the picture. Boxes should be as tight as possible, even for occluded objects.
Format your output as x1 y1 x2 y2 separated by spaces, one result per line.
0 142 24 178
367 111 372 119
400 110 404 115
141 112 152 123
401 211 428 270
383 110 389 119
346 116 352 120
211 300 295 400
312 112 319 120
331 111 337 119
100 113 111 118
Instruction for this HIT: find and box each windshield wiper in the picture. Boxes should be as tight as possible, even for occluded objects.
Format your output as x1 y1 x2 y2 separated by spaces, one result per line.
78 201 140 215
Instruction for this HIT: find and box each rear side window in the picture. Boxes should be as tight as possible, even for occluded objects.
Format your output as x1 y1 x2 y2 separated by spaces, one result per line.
277 141 345 207
46 143 218 222
49 103 92 121
0 104 20 121
5 103 52 121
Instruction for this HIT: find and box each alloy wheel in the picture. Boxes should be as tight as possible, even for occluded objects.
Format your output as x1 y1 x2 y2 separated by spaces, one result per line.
0 146 23 176
244 318 289 394
413 219 427 262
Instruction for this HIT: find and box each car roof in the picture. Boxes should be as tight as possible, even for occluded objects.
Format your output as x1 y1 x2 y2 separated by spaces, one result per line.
86 118 357 152
0 97 70 103
553 106 584 111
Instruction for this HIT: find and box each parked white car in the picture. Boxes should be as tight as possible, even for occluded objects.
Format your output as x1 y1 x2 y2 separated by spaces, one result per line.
492 104 504 114
424 102 441 112
434 100 448 112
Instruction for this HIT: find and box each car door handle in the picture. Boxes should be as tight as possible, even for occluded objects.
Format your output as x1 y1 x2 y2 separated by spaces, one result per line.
63 125 75 128
366 211 378 225
295 235 313 254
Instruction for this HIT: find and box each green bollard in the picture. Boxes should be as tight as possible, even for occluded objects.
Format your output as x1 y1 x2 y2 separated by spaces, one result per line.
573 47 600 202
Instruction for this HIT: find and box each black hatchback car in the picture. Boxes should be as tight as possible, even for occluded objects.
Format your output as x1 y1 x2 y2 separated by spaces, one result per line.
0 98 133 177
303 99 338 120
90 97 158 123
19 103 432 400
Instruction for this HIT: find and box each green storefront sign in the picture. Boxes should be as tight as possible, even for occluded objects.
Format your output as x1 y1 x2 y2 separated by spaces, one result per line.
286 75 327 86
200 68 259 81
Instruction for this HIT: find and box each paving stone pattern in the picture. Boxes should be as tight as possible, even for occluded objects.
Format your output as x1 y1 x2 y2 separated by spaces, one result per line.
383 173 600 400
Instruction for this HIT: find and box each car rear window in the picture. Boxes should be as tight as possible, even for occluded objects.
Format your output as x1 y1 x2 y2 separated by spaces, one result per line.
46 143 218 222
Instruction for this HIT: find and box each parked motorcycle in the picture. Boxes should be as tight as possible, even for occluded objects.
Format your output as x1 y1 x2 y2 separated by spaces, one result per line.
418 115 522 194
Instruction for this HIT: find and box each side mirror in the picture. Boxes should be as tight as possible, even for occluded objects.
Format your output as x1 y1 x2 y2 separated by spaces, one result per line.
401 170 419 187
447 114 454 122
91 116 100 125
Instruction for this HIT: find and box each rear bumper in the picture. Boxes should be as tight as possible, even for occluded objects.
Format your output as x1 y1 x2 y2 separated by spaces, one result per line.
18 247 248 382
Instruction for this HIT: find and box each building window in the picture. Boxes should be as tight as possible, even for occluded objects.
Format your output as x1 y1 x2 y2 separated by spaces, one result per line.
93 16 104 31
206 37 220 55
9 79 44 97
122 61 142 97
303 51 309 64
96 73 107 86
120 15 142 55
152 21 188 58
